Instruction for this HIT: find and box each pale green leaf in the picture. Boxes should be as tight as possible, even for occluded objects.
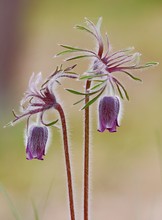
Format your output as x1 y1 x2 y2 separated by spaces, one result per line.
81 87 106 110
59 44 86 52
73 97 85 105
56 50 74 56
66 86 104 96
89 81 106 90
134 62 159 69
116 83 124 99
122 71 142 81
75 25 95 36
66 55 94 61
44 119 59 127
117 81 129 100
80 73 107 80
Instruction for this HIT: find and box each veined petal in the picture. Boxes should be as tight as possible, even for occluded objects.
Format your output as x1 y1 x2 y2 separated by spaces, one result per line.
98 96 120 133
26 125 48 160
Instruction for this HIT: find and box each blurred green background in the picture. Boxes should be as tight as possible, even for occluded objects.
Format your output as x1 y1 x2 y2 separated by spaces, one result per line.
0 0 161 219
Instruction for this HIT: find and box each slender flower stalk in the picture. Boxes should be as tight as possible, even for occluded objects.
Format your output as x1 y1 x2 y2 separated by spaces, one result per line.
55 103 75 220
84 80 91 220
6 66 77 220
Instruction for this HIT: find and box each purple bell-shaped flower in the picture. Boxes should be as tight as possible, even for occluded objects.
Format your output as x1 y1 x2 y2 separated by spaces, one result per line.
26 125 48 160
98 96 120 133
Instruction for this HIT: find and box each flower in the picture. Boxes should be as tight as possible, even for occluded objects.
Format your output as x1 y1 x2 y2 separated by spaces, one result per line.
7 65 77 127
84 18 157 77
26 125 48 160
6 65 77 159
58 18 158 101
98 96 120 132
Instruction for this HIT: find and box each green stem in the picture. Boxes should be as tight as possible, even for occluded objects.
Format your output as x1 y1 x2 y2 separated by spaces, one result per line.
55 103 76 220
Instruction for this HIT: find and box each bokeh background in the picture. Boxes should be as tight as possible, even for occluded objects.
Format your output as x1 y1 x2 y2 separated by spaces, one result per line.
0 0 161 219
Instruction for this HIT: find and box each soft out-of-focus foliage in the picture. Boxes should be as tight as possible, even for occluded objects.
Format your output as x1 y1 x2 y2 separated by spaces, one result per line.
0 0 161 219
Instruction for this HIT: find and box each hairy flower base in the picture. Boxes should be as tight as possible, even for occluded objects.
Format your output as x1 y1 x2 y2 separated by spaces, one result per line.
98 96 120 132
26 125 48 160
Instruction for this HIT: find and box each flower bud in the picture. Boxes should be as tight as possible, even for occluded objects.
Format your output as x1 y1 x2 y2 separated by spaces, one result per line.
26 125 48 160
98 96 120 132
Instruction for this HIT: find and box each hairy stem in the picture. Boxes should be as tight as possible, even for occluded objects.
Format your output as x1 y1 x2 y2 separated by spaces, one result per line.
84 80 91 220
55 103 75 220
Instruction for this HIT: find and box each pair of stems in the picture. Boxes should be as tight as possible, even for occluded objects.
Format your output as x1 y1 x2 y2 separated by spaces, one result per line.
56 79 91 220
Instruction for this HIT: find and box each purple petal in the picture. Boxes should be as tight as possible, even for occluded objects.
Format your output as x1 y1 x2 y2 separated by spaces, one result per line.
26 125 48 160
98 96 120 133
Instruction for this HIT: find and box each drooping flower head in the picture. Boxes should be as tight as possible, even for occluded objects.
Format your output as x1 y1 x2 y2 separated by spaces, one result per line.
57 17 158 102
8 65 77 127
6 65 77 159
57 18 158 132
26 125 48 160
98 96 120 133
